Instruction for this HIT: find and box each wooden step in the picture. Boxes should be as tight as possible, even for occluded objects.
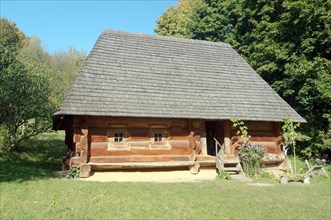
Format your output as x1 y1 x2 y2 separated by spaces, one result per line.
196 155 216 161
196 155 216 166
88 161 195 168
89 155 192 163
223 167 241 172
223 155 238 160
223 159 240 164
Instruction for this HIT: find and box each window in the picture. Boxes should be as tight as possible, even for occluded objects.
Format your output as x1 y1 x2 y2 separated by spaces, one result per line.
154 133 162 142
114 133 123 142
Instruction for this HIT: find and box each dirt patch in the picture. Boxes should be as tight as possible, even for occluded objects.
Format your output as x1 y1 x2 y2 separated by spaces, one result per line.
247 183 274 187
80 169 218 183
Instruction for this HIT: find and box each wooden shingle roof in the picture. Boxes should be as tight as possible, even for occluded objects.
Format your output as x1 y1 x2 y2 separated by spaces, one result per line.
54 30 305 122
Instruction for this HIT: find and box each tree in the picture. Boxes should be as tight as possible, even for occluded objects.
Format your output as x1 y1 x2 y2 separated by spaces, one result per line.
0 18 25 52
0 18 86 151
155 0 203 38
0 20 54 151
49 47 86 105
0 47 54 150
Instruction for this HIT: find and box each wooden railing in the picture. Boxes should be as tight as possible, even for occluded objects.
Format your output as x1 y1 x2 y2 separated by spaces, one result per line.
214 138 225 171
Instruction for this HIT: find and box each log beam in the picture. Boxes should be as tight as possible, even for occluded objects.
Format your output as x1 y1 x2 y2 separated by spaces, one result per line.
79 163 91 178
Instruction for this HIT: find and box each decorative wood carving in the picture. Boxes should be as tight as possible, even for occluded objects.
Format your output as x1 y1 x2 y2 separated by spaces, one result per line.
80 122 89 163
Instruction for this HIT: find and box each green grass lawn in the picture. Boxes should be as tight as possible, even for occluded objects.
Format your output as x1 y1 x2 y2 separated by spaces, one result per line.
1 132 330 219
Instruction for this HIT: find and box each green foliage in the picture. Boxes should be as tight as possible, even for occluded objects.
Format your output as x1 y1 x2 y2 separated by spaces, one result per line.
259 171 276 180
156 0 331 159
0 125 10 152
0 47 54 150
0 18 25 52
0 18 86 151
239 142 266 177
0 132 66 182
49 47 86 105
231 117 250 142
231 118 266 176
282 118 308 173
282 118 302 147
155 0 203 38
217 170 232 180
66 167 80 179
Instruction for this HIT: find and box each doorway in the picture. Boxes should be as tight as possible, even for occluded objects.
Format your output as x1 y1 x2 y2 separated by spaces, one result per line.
205 121 224 156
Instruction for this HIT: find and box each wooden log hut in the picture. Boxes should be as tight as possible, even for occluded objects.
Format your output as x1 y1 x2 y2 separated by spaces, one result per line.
53 30 305 177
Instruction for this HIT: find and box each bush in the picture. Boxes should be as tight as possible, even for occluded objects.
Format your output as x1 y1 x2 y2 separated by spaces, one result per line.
231 118 267 177
217 170 231 180
238 142 266 177
0 126 11 152
259 171 276 180
66 167 80 179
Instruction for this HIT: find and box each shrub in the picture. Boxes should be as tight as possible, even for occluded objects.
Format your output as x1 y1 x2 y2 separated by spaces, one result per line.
66 167 80 179
231 118 266 177
259 171 276 180
238 142 266 177
217 170 231 180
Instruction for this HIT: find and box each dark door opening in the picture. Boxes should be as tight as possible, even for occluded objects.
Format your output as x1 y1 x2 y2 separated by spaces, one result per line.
205 121 224 156
206 121 217 156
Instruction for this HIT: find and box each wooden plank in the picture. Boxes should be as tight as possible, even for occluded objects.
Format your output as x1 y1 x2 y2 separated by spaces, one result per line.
168 136 188 140
75 142 82 154
262 159 285 165
196 155 216 161
89 141 190 149
257 142 281 153
70 156 81 166
90 148 191 156
249 131 276 137
80 135 88 150
245 121 274 131
230 121 274 131
74 116 189 130
250 137 276 142
81 150 88 163
90 135 108 142
89 155 192 163
129 128 148 137
128 136 150 141
73 134 80 143
274 122 282 136
88 161 195 168
231 130 275 137
89 128 107 135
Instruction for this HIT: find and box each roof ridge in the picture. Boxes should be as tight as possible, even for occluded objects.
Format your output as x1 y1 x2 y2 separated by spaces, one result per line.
102 29 231 48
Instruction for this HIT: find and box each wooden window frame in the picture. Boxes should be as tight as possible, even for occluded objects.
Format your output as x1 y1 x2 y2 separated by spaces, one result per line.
154 133 163 142
114 132 124 143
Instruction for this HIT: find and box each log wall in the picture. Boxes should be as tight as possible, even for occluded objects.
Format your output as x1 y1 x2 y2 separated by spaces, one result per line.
230 121 283 154
70 116 206 165
66 116 284 167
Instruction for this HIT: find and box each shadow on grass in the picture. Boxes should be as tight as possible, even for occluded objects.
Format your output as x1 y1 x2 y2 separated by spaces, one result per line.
0 132 66 182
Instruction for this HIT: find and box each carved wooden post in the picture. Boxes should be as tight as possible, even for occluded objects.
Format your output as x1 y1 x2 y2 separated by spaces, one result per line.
200 137 207 155
188 131 196 160
80 128 88 163
80 163 91 178
189 162 200 175
224 121 231 155
274 122 282 152
79 123 91 178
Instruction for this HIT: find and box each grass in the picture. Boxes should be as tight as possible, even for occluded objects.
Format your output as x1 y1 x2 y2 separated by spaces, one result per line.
0 132 66 182
1 132 331 219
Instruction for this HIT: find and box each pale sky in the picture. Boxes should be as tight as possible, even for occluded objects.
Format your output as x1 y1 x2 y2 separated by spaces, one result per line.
1 0 178 54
